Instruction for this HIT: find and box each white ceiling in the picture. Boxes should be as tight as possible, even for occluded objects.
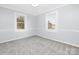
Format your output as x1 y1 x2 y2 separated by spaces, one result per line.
0 4 67 15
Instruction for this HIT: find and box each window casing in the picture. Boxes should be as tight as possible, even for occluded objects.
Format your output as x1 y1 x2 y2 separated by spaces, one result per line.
46 11 57 32
15 13 27 32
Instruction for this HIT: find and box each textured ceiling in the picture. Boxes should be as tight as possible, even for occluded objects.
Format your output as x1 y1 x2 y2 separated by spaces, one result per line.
0 4 67 15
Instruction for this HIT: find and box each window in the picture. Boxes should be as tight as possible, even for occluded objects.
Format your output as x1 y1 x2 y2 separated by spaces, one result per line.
15 13 27 31
46 11 57 32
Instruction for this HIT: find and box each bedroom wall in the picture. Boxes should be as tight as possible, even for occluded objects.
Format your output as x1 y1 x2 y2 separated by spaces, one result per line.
36 4 79 47
0 4 79 47
0 7 36 43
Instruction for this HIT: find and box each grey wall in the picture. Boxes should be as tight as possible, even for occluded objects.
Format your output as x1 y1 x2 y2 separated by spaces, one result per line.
0 5 79 47
0 7 36 43
36 5 79 47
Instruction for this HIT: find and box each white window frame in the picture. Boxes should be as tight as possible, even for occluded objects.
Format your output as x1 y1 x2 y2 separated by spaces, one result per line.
14 12 27 32
45 11 58 32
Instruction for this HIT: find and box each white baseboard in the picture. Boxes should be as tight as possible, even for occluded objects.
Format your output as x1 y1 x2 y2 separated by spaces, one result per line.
37 34 79 48
0 32 79 48
0 34 35 43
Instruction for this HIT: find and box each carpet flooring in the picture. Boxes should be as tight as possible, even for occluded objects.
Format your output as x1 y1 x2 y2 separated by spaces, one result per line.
0 36 79 55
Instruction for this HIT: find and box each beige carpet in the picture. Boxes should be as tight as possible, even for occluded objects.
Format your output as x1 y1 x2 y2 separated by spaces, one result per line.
0 36 79 55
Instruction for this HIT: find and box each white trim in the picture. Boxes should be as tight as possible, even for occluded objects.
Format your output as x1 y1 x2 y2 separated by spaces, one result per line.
59 29 79 32
37 34 79 48
0 34 35 44
51 38 79 48
14 12 27 32
0 29 13 31
45 10 58 32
